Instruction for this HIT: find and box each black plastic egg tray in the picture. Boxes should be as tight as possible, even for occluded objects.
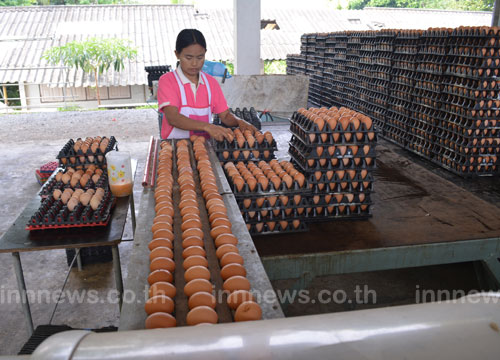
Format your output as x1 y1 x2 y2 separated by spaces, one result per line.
57 136 117 168
26 189 115 230
247 219 309 236
289 113 377 145
214 148 276 163
236 194 310 212
213 107 262 130
39 169 110 199
241 207 309 224
288 146 376 172
306 203 372 222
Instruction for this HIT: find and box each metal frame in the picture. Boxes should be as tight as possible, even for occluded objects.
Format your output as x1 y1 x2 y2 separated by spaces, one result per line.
262 237 500 297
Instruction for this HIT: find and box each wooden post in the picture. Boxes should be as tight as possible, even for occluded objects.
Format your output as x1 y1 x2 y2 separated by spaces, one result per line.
493 0 500 27
2 85 8 106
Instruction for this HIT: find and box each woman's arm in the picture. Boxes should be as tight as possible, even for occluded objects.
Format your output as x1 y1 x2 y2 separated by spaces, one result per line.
218 109 258 134
163 105 233 141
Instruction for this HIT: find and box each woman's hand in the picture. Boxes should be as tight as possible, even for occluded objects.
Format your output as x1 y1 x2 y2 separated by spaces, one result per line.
237 119 258 134
204 123 234 142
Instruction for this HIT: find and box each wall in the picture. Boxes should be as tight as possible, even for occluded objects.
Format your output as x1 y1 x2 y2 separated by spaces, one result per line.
24 84 148 110
220 74 309 116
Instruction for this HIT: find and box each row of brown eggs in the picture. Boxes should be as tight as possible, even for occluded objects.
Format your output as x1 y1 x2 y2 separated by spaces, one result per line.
73 136 110 154
229 128 274 148
224 160 305 192
53 187 104 211
145 141 178 329
298 106 374 136
177 139 221 326
192 136 262 322
248 220 302 233
55 166 103 188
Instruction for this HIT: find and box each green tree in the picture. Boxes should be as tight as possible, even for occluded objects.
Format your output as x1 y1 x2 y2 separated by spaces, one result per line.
348 0 494 10
42 37 137 105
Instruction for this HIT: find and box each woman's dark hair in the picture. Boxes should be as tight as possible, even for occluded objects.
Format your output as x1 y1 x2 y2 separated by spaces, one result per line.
176 29 207 53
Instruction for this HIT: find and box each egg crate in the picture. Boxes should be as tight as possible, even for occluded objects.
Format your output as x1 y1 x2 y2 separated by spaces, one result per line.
241 207 309 224
433 122 500 142
306 175 374 194
26 190 115 230
237 194 310 213
213 107 262 130
288 146 376 173
289 134 376 158
57 136 117 168
247 220 309 236
307 192 372 207
38 170 109 199
441 103 500 121
306 203 372 222
431 142 498 162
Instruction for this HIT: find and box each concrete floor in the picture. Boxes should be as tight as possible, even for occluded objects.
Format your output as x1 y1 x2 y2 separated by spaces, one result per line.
0 110 498 355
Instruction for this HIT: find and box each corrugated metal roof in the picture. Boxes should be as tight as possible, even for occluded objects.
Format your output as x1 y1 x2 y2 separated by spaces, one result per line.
0 5 493 87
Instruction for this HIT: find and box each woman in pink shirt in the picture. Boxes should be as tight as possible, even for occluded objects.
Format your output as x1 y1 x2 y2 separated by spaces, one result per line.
157 29 256 141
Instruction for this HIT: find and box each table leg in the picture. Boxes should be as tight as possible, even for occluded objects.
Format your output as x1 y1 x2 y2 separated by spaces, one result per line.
112 245 123 309
130 193 136 235
12 252 34 336
76 248 82 271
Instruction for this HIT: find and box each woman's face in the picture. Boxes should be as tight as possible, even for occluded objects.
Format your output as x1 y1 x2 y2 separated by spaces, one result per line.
176 44 206 78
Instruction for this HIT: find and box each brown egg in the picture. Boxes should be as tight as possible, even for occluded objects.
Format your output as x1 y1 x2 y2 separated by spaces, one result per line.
221 263 247 280
211 217 232 229
184 278 213 297
90 195 101 210
226 290 255 310
181 219 202 232
147 269 174 285
188 291 217 310
235 301 262 322
150 247 174 261
53 189 62 200
220 252 244 267
79 192 92 206
150 257 175 273
67 197 79 212
61 173 71 184
184 265 211 282
145 295 175 315
183 255 209 270
181 227 204 240
153 228 174 241
182 245 206 259
149 281 177 298
182 235 204 249
151 221 173 233
210 225 231 239
186 306 218 325
264 131 273 144
55 171 63 182
223 275 251 292
148 238 173 251
216 244 239 259
145 312 177 329
215 233 238 247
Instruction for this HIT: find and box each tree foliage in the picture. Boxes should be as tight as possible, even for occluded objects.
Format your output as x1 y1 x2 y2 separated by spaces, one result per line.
42 37 137 105
348 0 494 11
0 0 127 5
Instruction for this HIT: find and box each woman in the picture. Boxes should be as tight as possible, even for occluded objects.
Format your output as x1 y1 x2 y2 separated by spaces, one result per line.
158 29 257 141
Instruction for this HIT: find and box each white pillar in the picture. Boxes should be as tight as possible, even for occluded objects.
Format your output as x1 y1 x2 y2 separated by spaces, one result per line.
18 81 28 111
233 0 261 75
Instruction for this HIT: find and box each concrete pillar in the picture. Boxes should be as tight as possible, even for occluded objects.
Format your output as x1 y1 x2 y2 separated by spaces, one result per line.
233 0 261 75
18 81 28 111
493 0 500 26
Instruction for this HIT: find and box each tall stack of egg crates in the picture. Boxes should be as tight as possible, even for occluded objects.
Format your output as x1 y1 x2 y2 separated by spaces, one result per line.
288 106 376 221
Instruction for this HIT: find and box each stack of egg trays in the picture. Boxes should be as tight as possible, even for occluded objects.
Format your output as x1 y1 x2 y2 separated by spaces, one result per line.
288 111 376 222
223 166 311 236
27 187 114 230
57 136 117 168
38 169 110 199
212 134 277 163
435 28 500 176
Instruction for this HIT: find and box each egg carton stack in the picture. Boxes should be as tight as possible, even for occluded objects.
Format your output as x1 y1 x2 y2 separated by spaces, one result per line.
286 53 306 75
27 167 114 230
308 33 328 107
435 26 500 176
57 136 117 167
288 106 376 221
344 32 361 110
212 127 277 164
386 29 421 146
329 32 348 107
223 160 310 235
323 33 336 107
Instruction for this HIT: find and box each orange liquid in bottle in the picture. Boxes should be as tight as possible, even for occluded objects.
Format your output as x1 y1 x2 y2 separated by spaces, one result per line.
110 181 133 197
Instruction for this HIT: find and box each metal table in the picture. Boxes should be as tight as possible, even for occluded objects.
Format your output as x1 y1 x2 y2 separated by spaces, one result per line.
256 140 500 292
0 163 137 336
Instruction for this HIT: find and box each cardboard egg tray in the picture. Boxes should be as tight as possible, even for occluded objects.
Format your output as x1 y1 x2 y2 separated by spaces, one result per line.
247 219 308 236
57 136 117 168
26 189 115 230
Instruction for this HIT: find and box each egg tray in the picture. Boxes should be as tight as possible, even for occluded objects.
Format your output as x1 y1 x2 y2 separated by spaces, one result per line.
241 207 310 224
57 136 117 168
26 190 115 230
248 220 309 236
212 107 262 130
237 195 310 213
214 149 276 163
441 103 500 121
307 177 374 194
429 156 499 178
289 134 376 159
306 204 372 222
38 170 109 199
290 113 377 145
288 148 376 173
